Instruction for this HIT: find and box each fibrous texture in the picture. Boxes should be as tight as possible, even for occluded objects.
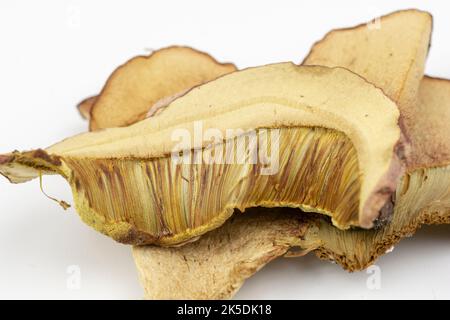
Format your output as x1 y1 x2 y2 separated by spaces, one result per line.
1 8 448 301
133 77 450 298
134 10 450 299
87 46 236 130
0 63 402 244
302 9 450 229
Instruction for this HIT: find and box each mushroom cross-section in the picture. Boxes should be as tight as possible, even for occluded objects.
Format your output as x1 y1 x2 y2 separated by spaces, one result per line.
0 63 402 244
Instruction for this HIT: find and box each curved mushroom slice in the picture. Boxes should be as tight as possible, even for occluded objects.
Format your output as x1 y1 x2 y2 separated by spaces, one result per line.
134 114 450 298
133 208 314 300
77 89 189 121
134 112 450 297
88 46 236 130
303 9 432 165
0 63 402 244
135 140 450 300
301 10 450 263
135 10 450 299
310 76 450 270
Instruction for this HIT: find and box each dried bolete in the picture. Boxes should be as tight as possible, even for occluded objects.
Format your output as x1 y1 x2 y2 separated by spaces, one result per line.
303 9 431 116
134 10 450 299
86 46 236 130
134 75 450 299
0 63 403 244
285 7 450 287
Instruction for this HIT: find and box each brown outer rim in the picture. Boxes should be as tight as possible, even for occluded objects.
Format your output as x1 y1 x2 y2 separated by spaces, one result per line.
0 154 14 183
297 64 407 229
88 45 237 131
300 8 433 227
300 8 432 65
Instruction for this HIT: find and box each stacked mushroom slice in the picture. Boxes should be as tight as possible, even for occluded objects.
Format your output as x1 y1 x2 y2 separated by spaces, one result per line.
133 10 449 298
0 10 449 299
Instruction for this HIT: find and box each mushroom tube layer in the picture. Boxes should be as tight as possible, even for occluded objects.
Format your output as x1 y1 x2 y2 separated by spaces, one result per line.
133 10 450 299
0 63 402 244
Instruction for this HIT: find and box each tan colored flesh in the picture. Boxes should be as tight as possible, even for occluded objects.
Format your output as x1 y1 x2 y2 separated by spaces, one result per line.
409 77 450 169
134 11 450 299
133 208 313 299
303 9 433 169
299 12 450 267
84 58 311 298
63 126 360 244
0 63 402 245
77 96 96 120
88 46 236 130
77 89 189 122
3 9 444 299
134 122 450 299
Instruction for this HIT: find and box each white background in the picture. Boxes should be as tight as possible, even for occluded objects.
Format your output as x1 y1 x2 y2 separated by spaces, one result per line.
0 0 449 299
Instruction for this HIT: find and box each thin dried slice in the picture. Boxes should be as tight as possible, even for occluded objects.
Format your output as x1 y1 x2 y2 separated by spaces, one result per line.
408 77 450 169
77 89 188 121
301 10 450 236
77 84 192 122
77 96 96 119
303 9 432 167
133 208 314 299
0 63 402 244
88 46 236 130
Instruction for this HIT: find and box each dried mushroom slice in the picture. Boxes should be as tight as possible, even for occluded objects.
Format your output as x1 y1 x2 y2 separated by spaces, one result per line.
135 10 450 299
408 77 450 169
77 88 189 121
88 46 236 130
77 96 96 120
303 9 432 166
133 208 314 300
0 63 402 244
301 9 450 232
134 84 450 295
310 76 450 270
303 9 431 108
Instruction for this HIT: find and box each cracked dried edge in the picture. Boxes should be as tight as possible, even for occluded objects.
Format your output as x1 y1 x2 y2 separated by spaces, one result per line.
302 8 433 168
0 63 402 244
